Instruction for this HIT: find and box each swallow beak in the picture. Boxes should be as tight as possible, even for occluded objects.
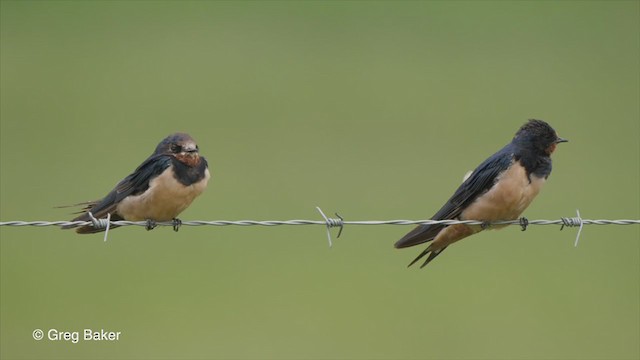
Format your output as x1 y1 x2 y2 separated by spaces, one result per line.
555 137 568 143
181 144 199 157
183 144 198 153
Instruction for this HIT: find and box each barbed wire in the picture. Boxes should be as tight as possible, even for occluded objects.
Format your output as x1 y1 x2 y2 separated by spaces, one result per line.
1 207 638 246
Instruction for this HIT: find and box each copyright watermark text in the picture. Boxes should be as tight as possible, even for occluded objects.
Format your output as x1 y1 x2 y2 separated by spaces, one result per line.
32 328 121 344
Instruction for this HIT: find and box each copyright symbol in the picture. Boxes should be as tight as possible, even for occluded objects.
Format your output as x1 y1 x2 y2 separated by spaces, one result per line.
32 329 44 341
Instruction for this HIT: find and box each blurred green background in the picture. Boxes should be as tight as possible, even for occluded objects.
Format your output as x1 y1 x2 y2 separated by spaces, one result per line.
1 1 638 359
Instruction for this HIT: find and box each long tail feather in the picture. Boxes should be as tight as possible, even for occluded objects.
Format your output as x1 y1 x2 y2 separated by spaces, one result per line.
407 244 448 268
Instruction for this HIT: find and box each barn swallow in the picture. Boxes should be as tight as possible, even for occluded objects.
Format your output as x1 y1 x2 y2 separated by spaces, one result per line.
395 119 567 268
63 133 210 234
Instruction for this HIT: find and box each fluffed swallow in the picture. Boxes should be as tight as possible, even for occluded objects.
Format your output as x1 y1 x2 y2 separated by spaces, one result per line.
63 133 210 234
395 119 567 268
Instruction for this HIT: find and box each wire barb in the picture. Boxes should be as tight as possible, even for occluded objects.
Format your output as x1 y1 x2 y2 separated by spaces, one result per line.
87 212 111 242
315 206 344 248
560 209 584 247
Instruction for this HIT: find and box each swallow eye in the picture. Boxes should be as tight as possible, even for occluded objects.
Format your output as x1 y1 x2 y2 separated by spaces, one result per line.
170 144 182 153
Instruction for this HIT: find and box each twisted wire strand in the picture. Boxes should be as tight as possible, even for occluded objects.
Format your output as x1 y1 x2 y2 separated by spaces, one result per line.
2 218 638 227
1 217 638 247
2 206 638 247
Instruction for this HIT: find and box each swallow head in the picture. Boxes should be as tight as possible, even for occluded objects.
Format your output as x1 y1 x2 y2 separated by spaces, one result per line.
156 133 203 167
513 119 567 155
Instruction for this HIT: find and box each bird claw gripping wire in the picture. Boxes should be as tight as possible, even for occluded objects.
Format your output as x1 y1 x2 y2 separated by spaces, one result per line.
145 219 157 231
316 206 344 248
172 218 182 232
519 217 529 231
560 209 584 247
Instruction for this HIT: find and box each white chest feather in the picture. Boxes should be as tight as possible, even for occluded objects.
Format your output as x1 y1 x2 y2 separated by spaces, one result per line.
116 167 210 221
461 162 545 223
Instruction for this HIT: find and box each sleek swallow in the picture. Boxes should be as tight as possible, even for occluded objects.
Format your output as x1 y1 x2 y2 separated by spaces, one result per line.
395 119 567 268
63 133 210 234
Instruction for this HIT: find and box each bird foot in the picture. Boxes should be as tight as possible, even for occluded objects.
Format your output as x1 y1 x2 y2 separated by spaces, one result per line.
172 218 182 232
519 217 529 231
480 221 491 230
145 219 157 231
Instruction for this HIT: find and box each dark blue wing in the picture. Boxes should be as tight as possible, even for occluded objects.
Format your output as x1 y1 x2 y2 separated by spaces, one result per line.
394 144 515 248
70 155 172 225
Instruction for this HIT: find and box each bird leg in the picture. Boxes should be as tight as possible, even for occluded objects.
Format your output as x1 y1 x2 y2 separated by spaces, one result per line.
145 219 157 231
172 218 182 232
480 221 492 230
519 217 529 231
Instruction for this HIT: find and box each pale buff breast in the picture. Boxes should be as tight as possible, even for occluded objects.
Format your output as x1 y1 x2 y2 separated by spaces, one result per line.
431 162 546 250
461 161 545 224
116 166 210 221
